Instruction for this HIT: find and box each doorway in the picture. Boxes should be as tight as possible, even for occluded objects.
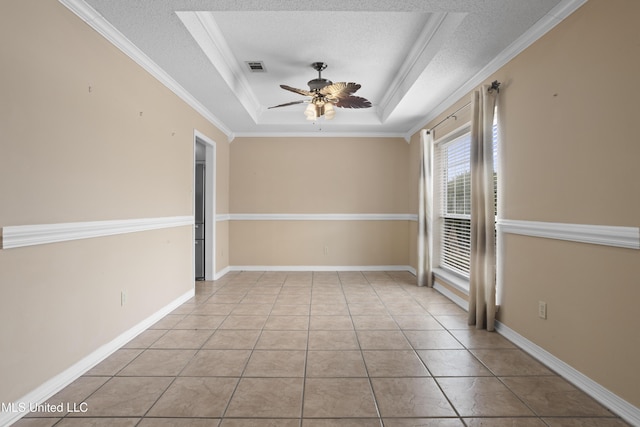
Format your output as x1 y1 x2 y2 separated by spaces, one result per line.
194 130 216 280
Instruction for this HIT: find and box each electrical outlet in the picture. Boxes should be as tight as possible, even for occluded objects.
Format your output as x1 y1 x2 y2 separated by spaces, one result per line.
121 291 127 307
538 301 547 319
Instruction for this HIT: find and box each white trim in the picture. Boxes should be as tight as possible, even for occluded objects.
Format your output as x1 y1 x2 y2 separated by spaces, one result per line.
497 219 640 250
0 289 194 427
378 12 465 123
194 130 217 280
59 0 586 143
229 213 418 221
229 265 415 273
233 132 407 140
495 321 640 426
405 0 588 140
433 281 468 311
1 216 193 249
214 265 231 280
216 214 231 222
58 0 235 142
433 122 471 146
433 267 470 294
428 281 639 425
177 12 261 123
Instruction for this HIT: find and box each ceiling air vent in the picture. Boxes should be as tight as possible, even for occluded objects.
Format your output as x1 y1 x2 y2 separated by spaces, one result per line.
246 61 266 72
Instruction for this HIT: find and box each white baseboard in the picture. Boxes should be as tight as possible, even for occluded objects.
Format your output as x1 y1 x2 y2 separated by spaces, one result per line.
227 265 415 273
433 281 468 310
405 266 417 276
495 321 640 426
214 265 231 280
427 286 639 425
0 289 194 427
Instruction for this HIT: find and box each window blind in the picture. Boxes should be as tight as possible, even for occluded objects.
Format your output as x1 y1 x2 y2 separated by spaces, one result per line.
436 121 498 279
438 133 472 277
493 121 498 216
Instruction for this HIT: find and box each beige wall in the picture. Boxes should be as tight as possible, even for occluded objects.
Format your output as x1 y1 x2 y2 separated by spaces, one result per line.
208 128 231 274
0 0 229 402
230 137 409 214
216 219 230 272
409 0 640 407
230 220 409 267
229 137 411 266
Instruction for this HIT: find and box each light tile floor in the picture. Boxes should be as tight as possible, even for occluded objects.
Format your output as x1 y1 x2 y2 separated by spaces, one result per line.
17 271 629 427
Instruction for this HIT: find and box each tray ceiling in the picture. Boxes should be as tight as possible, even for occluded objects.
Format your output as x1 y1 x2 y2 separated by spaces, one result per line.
63 0 586 140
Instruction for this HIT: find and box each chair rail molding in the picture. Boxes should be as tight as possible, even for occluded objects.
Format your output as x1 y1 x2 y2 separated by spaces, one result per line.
1 216 194 249
497 219 639 250
229 213 418 221
228 265 415 273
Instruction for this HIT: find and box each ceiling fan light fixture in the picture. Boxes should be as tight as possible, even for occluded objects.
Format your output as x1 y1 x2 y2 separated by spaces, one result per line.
324 102 335 120
304 103 317 120
268 62 371 121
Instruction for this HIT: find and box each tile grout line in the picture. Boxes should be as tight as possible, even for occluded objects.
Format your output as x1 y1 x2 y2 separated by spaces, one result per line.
373 274 470 423
31 271 630 426
218 271 274 421
401 280 467 423
406 282 552 426
298 271 314 425
139 278 240 423
351 273 392 426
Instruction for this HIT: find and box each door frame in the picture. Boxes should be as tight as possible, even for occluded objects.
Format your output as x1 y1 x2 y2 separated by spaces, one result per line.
194 129 216 280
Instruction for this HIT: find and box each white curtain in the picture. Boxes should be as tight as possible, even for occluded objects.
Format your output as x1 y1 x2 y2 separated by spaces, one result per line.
468 85 498 330
417 129 434 287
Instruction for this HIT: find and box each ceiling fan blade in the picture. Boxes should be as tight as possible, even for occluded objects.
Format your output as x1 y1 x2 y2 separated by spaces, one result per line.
280 85 314 97
267 100 307 109
334 95 372 109
320 82 361 98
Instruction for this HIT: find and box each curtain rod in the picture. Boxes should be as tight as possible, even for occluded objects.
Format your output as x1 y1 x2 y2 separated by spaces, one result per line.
426 102 471 134
426 81 500 134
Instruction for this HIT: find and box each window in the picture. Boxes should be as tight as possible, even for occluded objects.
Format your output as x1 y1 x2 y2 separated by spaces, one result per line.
435 120 498 281
438 132 472 277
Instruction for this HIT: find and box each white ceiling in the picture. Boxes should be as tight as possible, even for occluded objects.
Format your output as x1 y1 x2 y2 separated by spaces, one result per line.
64 0 586 141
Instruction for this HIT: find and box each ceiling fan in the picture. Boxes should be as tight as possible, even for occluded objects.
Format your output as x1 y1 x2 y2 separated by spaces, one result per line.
268 62 372 120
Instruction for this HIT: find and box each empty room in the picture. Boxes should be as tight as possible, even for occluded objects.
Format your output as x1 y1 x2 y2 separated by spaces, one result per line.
1 0 638 426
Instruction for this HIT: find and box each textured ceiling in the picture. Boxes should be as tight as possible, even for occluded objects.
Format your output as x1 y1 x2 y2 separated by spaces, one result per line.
68 0 584 140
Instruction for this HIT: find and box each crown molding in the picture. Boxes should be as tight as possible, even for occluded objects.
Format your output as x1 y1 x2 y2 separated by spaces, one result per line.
404 0 589 140
177 11 261 123
59 0 588 141
58 0 235 142
378 12 465 123
232 131 407 140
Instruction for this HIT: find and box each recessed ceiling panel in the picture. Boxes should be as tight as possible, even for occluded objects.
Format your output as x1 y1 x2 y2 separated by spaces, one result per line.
179 10 440 128
211 11 431 105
